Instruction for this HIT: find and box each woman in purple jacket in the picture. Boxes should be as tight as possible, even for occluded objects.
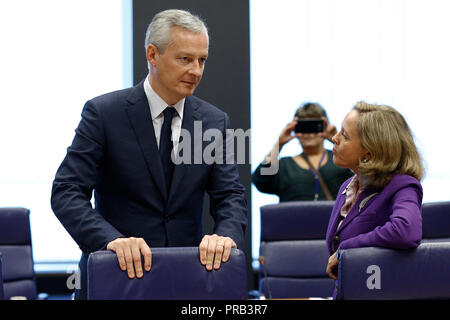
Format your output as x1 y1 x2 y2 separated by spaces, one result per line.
325 101 425 285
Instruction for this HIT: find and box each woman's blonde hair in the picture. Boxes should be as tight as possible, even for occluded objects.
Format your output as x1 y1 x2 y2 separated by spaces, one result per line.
354 101 424 188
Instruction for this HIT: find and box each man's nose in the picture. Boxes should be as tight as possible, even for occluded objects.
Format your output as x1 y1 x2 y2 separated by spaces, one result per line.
189 61 203 78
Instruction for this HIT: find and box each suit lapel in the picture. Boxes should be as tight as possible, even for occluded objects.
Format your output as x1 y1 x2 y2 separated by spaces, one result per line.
125 81 168 201
167 97 201 204
336 188 377 234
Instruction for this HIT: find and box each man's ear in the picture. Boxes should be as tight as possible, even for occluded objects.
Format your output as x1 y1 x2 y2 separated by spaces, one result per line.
146 44 158 67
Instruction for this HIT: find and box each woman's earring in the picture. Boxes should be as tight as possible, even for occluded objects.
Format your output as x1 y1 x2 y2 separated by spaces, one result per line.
362 158 369 163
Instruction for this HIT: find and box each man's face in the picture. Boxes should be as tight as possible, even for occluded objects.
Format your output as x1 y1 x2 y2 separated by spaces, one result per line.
147 26 209 105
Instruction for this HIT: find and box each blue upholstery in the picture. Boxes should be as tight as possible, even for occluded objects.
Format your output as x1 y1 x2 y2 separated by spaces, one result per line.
259 201 335 298
0 208 37 300
261 201 334 241
337 242 450 300
422 201 450 241
87 247 247 300
0 252 4 300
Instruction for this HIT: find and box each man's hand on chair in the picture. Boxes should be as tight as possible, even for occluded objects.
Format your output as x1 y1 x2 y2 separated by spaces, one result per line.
199 234 236 271
107 237 152 279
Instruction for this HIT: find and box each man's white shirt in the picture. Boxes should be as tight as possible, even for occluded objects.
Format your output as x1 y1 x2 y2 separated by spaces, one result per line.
143 75 184 156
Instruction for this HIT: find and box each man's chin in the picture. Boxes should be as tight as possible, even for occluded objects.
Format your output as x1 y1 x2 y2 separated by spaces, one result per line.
179 88 196 98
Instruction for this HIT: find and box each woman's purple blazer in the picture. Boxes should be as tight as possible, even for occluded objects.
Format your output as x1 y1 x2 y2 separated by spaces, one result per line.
326 174 423 255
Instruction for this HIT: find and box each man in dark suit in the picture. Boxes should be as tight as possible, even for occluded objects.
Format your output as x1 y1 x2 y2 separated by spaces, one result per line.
51 9 248 299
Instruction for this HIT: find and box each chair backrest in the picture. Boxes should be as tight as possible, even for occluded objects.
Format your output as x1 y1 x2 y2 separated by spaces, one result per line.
259 201 335 299
261 201 334 241
337 242 450 300
87 247 247 300
0 252 4 300
0 208 37 300
422 201 450 241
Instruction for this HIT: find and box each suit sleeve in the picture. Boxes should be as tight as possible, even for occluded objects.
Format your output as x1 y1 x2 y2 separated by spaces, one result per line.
339 185 423 250
51 100 124 253
205 113 248 250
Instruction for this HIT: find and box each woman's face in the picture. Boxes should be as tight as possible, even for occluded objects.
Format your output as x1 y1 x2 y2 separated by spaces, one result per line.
331 110 368 173
296 117 325 149
298 132 324 149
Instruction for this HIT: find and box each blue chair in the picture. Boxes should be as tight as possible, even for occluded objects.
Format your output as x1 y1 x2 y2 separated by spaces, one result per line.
337 242 450 300
0 252 4 300
258 201 335 298
87 247 247 300
422 201 450 242
0 208 38 300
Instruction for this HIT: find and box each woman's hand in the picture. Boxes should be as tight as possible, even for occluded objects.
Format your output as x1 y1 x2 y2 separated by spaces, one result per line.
263 117 303 164
320 117 337 142
278 117 302 149
326 251 339 280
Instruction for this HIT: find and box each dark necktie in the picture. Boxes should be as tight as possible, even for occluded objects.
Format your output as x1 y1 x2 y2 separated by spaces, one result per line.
159 107 175 193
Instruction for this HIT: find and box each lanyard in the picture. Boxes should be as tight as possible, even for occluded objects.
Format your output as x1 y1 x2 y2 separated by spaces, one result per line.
307 150 327 200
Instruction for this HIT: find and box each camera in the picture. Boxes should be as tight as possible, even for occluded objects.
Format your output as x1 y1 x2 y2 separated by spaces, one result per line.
294 119 324 133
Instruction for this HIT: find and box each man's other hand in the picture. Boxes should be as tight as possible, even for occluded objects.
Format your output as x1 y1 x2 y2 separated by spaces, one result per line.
106 237 152 279
199 234 237 271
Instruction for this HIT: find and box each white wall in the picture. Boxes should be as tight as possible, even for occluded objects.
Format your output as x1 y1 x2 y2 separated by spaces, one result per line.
251 0 450 262
0 0 132 263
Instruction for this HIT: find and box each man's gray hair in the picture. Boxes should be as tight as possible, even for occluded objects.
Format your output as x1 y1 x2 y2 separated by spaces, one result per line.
144 9 208 53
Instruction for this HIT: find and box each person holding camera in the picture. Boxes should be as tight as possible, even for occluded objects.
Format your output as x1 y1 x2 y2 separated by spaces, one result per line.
252 102 353 202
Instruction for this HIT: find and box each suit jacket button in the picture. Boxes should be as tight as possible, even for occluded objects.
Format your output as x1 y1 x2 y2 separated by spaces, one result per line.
332 235 340 252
